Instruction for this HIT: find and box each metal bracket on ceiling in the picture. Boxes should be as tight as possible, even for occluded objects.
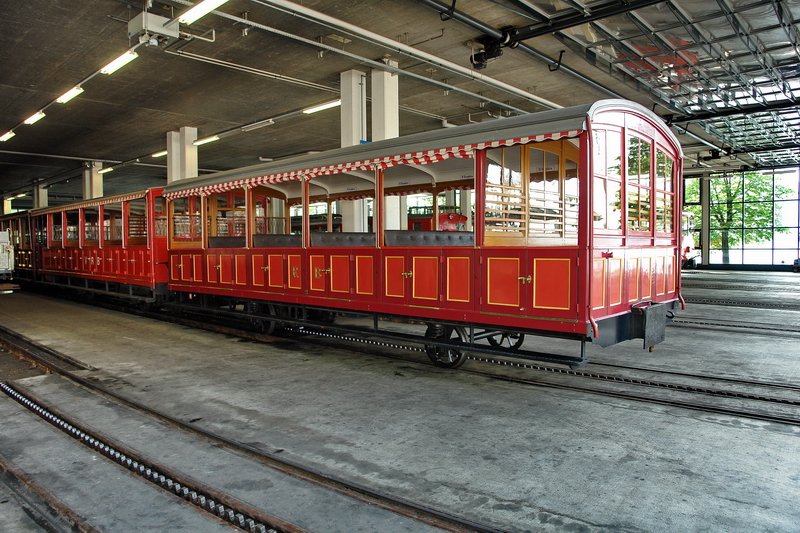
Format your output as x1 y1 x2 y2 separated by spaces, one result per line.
440 0 456 21
548 50 565 72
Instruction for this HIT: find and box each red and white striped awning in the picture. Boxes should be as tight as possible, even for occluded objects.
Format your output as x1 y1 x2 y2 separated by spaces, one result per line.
163 130 580 200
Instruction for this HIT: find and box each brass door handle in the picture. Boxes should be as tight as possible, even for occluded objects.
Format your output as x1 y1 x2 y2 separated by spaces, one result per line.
401 271 413 278
517 275 531 284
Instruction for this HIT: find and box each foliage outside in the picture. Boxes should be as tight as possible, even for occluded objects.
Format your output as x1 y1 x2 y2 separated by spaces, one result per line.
684 172 791 264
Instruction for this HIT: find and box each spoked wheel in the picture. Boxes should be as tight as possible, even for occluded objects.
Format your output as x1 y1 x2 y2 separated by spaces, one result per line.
424 324 469 368
253 303 276 335
487 331 525 351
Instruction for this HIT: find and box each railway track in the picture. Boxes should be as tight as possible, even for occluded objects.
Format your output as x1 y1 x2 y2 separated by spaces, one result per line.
671 316 800 337
279 327 800 427
0 327 497 533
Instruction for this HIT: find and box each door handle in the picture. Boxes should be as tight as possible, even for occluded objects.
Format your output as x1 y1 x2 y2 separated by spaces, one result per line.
517 275 531 284
401 271 413 278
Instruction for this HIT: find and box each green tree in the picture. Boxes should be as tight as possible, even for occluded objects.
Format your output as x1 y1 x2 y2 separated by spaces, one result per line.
684 172 791 264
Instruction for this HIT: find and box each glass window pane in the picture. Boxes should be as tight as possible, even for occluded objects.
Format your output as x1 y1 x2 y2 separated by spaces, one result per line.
709 201 743 229
485 146 524 236
743 201 773 228
774 249 799 266
128 198 147 243
742 249 773 264
66 211 79 244
773 227 798 248
775 171 799 200
607 131 621 179
104 203 123 244
684 178 700 204
774 200 799 227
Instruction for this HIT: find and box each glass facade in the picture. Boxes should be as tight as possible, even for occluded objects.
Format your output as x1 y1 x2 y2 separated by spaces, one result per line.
684 169 800 266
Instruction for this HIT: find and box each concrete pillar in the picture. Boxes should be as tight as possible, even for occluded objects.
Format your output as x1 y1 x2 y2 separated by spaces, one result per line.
700 176 710 266
33 184 48 209
460 189 473 230
372 61 402 230
340 69 368 232
1 199 11 215
167 126 198 183
83 161 103 199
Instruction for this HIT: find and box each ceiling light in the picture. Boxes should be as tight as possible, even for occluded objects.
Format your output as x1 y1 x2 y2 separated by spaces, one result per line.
193 135 220 146
100 50 139 75
14 193 27 199
98 167 115 174
178 0 230 25
302 99 341 114
151 150 168 158
23 111 46 125
56 86 84 104
240 118 275 132
0 131 15 142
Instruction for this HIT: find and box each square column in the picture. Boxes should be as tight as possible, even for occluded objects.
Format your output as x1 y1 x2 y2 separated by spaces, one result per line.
1 199 11 215
83 161 103 199
340 70 368 232
167 126 198 183
33 184 48 208
372 62 402 230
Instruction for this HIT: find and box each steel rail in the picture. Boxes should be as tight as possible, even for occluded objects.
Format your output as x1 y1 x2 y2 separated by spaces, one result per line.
0 325 499 533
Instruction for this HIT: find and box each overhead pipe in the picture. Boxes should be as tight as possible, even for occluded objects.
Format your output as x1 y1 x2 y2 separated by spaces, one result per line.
249 0 561 110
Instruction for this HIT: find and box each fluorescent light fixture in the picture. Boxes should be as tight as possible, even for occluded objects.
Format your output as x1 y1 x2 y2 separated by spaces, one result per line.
98 167 115 174
302 99 341 114
193 135 220 146
240 118 275 132
56 86 84 104
178 0 230 25
151 150 168 158
0 131 15 142
100 50 139 75
23 111 46 125
14 193 27 199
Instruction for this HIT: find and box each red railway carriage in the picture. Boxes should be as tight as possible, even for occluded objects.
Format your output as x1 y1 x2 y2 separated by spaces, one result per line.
162 99 683 366
27 188 169 301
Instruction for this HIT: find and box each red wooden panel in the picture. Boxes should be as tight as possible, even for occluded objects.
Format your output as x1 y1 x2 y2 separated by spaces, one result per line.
268 254 284 288
235 254 247 285
626 258 640 303
170 255 181 281
384 256 405 299
486 257 520 308
533 258 571 310
412 256 438 301
608 258 623 306
591 258 606 310
309 255 325 292
656 256 666 295
288 254 302 289
666 255 675 293
446 256 470 303
640 257 652 298
207 254 219 283
330 255 350 294
220 254 234 285
180 254 192 281
252 255 266 287
355 256 374 295
192 255 202 282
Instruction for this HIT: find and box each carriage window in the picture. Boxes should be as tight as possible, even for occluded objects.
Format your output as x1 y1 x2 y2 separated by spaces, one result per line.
170 196 201 245
655 149 675 233
154 197 167 237
485 147 524 237
65 210 79 246
19 216 30 247
627 135 652 232
83 207 99 245
50 213 63 247
383 157 474 247
251 187 289 237
128 198 148 245
527 140 579 239
103 203 123 244
593 129 623 232
35 215 47 246
207 190 246 248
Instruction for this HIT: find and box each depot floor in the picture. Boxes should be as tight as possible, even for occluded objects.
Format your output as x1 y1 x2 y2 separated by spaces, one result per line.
0 272 798 532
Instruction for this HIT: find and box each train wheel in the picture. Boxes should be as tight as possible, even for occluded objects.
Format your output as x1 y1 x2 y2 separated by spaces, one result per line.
487 331 525 351
424 324 468 368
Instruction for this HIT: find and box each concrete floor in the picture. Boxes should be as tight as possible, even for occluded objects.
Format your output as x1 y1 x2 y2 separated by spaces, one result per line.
0 273 798 531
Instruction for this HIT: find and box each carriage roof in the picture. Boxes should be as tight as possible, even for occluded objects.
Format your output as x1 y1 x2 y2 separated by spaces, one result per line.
163 99 678 198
